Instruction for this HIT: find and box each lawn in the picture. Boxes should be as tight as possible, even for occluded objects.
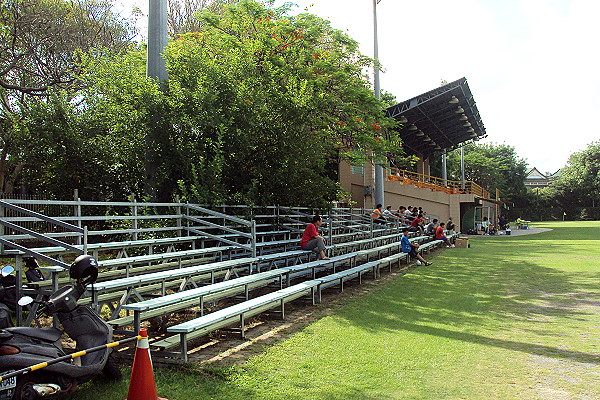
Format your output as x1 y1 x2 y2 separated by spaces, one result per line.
66 221 600 399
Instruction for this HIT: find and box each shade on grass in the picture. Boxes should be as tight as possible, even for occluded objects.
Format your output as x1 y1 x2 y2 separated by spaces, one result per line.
66 221 600 400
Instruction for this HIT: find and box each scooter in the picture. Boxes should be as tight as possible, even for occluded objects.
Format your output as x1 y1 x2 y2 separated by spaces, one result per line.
0 258 49 325
0 266 19 315
0 255 121 400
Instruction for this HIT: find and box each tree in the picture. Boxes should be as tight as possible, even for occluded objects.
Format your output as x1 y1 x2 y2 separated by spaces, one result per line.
544 141 600 219
167 0 237 36
0 0 135 101
2 0 406 205
447 142 527 205
0 0 136 195
0 47 152 200
162 0 403 206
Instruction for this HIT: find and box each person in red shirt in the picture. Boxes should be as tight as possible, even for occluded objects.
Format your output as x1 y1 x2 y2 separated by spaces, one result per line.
435 222 454 248
409 215 423 234
300 215 329 260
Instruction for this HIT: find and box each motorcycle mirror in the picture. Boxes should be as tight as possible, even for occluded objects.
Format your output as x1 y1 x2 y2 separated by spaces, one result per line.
18 296 34 307
1 265 15 277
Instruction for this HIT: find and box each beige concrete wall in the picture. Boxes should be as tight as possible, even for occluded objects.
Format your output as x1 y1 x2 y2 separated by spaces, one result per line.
339 159 375 209
339 159 480 230
383 181 474 224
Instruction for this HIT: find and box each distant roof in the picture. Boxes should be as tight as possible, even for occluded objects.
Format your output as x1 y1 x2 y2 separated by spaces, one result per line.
549 169 562 178
385 77 486 159
525 168 563 180
526 167 547 179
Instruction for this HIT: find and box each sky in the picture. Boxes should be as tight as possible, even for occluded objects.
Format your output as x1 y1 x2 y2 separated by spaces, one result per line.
117 0 600 174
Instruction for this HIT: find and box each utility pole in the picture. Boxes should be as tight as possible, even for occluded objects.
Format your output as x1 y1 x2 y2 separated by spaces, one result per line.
441 149 447 185
373 0 384 208
460 145 466 190
147 0 168 83
145 0 169 200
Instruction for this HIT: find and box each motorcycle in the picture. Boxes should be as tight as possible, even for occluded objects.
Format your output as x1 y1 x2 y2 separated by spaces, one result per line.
0 255 122 400
1 257 48 325
0 266 16 329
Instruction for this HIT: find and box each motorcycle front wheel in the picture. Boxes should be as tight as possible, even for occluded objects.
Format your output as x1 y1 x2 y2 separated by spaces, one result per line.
102 354 122 380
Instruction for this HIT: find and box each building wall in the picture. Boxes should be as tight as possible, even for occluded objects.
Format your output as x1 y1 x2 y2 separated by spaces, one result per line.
339 159 482 231
383 180 473 228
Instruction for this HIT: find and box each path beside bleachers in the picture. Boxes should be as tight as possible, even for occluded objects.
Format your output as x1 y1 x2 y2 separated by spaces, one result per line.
462 227 552 237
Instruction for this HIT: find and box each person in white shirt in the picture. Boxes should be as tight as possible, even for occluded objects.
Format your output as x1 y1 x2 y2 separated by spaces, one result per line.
383 205 394 218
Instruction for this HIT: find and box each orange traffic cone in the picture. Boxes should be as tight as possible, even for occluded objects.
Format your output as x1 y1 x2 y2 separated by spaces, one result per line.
125 328 167 400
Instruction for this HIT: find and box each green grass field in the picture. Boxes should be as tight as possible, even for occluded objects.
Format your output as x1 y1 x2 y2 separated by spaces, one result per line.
66 221 600 400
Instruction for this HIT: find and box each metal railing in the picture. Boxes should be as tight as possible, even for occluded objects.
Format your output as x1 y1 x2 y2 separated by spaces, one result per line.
0 200 88 325
387 168 491 199
0 200 85 267
184 204 257 257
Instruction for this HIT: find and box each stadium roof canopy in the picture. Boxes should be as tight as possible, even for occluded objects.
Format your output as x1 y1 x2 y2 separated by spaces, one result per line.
385 77 487 159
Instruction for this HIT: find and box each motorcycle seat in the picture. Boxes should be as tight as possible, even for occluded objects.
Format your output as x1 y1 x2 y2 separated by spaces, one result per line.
6 326 62 342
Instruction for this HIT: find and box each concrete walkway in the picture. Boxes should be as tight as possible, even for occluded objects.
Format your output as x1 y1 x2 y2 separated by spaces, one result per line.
463 226 552 238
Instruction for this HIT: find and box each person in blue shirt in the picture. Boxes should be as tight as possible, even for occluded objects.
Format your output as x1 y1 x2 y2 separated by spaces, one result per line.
400 228 431 265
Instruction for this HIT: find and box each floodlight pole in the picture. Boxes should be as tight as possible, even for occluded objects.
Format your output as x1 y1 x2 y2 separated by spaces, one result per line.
460 145 466 190
147 0 168 83
145 0 169 200
373 0 385 208
441 149 447 185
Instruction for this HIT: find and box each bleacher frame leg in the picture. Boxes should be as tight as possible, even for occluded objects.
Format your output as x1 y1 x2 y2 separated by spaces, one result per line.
317 284 322 303
240 313 246 339
134 311 141 333
180 334 189 362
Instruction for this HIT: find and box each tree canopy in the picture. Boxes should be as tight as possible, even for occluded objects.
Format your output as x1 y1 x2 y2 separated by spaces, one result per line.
0 0 136 195
2 0 404 207
0 0 135 101
447 142 527 204
539 141 600 219
160 1 402 205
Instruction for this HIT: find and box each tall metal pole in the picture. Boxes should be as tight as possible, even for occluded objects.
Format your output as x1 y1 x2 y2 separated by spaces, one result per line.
460 146 466 190
147 0 168 83
145 0 169 200
441 149 447 185
373 0 385 207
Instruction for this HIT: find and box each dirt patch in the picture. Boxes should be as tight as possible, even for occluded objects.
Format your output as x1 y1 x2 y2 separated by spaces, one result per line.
521 291 600 400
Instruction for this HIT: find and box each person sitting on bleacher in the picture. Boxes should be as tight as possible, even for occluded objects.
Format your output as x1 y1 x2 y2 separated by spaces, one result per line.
383 205 395 219
400 228 431 265
425 218 438 235
446 217 455 233
396 206 407 223
409 214 423 234
371 204 387 224
435 222 454 248
300 215 329 260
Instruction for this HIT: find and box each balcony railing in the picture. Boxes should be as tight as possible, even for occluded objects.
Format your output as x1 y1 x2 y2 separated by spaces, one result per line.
387 168 491 199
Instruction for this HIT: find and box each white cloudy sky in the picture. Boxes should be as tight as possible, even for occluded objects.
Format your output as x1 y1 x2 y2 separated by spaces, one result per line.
118 0 600 174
